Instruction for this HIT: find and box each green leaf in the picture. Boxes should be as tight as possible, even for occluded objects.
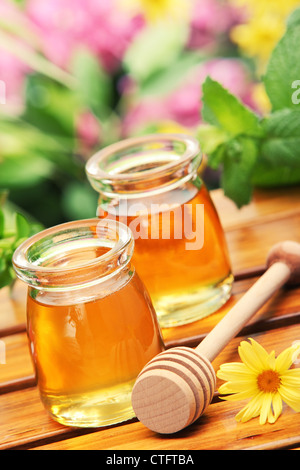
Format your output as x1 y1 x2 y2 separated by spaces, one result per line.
0 155 54 188
62 182 98 220
221 137 258 208
0 257 6 273
201 77 263 138
0 117 68 156
260 109 300 167
0 116 80 188
206 144 227 170
138 51 203 97
0 206 42 289
0 191 8 206
124 22 188 84
0 28 76 89
71 48 113 119
286 7 300 28
0 268 15 290
15 212 30 240
197 124 229 155
0 210 4 238
264 11 300 111
252 162 300 187
24 75 78 139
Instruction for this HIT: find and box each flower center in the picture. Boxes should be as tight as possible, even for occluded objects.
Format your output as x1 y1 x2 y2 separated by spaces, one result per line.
257 369 281 393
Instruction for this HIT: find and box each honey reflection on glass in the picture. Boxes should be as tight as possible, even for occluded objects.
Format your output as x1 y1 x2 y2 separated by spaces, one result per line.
13 220 164 427
98 182 232 327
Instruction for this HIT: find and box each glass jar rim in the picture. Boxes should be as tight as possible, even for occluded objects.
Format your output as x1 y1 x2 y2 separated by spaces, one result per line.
12 218 134 290
85 133 200 182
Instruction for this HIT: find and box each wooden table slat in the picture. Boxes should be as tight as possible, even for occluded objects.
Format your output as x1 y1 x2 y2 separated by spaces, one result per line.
0 323 297 451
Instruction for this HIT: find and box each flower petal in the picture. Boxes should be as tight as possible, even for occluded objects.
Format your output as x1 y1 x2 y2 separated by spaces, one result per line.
216 368 256 382
275 343 300 374
279 383 300 400
236 392 264 423
249 338 274 369
217 338 300 425
280 373 300 386
259 393 273 425
218 380 256 394
267 350 276 369
238 340 265 373
278 385 300 410
217 362 251 374
279 385 300 412
218 388 257 401
280 396 300 413
283 368 300 377
269 393 282 423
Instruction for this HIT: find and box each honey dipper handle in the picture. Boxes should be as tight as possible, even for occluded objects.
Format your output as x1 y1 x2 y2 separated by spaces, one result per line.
196 261 291 362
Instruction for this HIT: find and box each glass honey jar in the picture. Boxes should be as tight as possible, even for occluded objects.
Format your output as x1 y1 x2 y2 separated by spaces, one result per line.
86 134 233 328
12 218 164 427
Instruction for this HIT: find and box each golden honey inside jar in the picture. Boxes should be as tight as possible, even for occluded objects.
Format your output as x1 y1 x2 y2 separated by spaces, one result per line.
86 134 233 328
12 219 164 427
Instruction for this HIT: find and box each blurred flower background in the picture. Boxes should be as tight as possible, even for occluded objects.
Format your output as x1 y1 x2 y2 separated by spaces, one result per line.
0 0 299 231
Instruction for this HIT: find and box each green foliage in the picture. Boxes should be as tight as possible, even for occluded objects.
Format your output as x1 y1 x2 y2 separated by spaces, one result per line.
198 77 264 207
0 206 42 289
124 22 189 85
71 48 114 120
0 73 98 227
198 8 300 208
264 19 300 111
1 3 300 290
201 77 263 138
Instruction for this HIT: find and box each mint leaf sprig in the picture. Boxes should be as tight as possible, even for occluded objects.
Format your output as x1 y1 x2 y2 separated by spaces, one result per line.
0 209 41 289
197 77 264 207
197 8 300 208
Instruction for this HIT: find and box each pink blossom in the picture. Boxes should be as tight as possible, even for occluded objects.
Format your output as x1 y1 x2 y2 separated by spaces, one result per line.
187 0 244 51
76 110 101 153
196 59 254 104
0 49 28 114
26 0 144 73
0 0 30 114
122 58 258 135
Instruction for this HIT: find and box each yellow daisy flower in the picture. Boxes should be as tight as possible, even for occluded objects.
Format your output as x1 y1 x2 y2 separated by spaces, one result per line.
217 338 300 425
119 0 191 23
228 0 300 68
153 120 193 135
230 15 285 66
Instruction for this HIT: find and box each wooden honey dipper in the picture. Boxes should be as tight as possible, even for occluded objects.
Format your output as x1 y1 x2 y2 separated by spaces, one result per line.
131 240 300 434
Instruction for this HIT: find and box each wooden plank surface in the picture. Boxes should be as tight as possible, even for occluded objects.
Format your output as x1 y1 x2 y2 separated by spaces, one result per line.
0 323 296 451
211 187 300 275
0 323 299 451
1 276 299 390
0 186 299 450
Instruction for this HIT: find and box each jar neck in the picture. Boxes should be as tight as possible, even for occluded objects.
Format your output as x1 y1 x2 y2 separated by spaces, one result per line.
28 265 134 306
86 133 202 199
12 219 134 293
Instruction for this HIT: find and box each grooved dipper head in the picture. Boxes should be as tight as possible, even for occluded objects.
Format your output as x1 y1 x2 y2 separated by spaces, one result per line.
131 347 216 434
